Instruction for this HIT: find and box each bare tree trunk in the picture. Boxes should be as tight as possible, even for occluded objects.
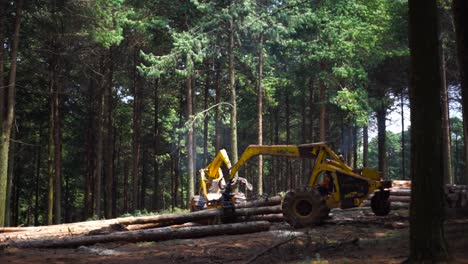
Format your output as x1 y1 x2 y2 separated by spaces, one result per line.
363 125 369 167
376 105 387 177
401 93 406 179
47 74 55 225
105 47 114 219
309 79 315 143
132 50 142 212
408 0 449 260
34 146 41 226
229 17 238 166
94 61 106 219
5 129 15 226
153 79 160 211
352 127 358 169
53 77 62 224
257 33 264 196
214 61 222 152
441 50 453 184
203 68 210 166
0 0 5 125
187 75 195 207
84 80 95 220
0 0 22 227
319 64 327 142
285 91 292 189
453 0 468 184
123 159 129 213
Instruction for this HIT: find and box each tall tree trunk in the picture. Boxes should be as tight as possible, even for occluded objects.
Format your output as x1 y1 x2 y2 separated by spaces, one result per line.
408 0 449 260
47 74 55 225
132 50 142 212
140 148 148 209
441 51 453 184
105 47 114 219
0 0 22 227
203 67 210 166
123 159 129 213
401 93 406 179
5 129 15 226
84 80 95 220
187 75 195 207
363 126 369 167
257 33 264 196
285 91 292 189
309 79 315 142
352 127 358 169
229 17 238 167
319 64 327 142
214 61 222 152
453 0 468 184
153 79 160 211
376 105 387 177
34 146 41 226
0 0 5 125
53 77 62 224
94 63 106 219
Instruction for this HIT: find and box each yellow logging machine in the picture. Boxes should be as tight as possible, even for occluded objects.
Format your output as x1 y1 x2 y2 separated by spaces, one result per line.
191 142 392 227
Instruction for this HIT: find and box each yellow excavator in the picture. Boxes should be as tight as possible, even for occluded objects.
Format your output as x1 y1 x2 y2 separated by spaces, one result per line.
191 142 392 227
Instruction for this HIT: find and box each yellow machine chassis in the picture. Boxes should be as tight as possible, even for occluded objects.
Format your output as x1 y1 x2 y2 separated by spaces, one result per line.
197 142 389 209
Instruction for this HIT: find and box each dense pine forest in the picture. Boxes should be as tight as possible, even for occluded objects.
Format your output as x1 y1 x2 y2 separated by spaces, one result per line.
0 0 465 231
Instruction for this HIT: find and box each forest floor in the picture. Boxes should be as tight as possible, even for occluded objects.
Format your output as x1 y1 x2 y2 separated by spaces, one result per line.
1 208 468 264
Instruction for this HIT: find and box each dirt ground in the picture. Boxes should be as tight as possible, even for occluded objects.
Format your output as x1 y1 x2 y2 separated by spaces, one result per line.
1 208 468 264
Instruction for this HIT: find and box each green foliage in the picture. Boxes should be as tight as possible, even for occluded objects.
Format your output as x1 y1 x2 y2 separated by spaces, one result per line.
86 0 135 48
331 87 369 126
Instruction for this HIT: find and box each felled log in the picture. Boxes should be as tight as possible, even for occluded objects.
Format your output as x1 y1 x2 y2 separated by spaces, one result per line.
0 205 281 243
237 213 284 223
0 221 270 249
236 196 282 209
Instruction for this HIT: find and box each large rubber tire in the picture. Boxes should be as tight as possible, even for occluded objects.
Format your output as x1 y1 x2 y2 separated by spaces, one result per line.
371 191 391 216
282 187 330 228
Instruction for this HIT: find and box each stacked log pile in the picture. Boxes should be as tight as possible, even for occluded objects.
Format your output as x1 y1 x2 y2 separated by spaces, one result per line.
365 181 468 209
0 204 281 249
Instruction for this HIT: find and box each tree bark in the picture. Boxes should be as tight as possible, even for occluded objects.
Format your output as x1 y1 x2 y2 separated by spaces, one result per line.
376 105 387 177
0 0 5 124
214 60 222 152
53 75 62 224
363 126 369 167
408 0 450 260
0 0 22 227
257 33 264 196
453 0 468 185
400 93 406 179
441 50 453 184
187 74 195 208
84 79 95 220
132 50 142 211
47 75 55 225
153 79 160 211
229 17 239 167
105 47 115 219
34 146 41 226
319 63 327 142
93 58 106 219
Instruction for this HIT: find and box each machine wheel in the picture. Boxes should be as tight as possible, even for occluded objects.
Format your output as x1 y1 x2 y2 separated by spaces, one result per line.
282 187 330 228
190 195 206 212
371 191 391 216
